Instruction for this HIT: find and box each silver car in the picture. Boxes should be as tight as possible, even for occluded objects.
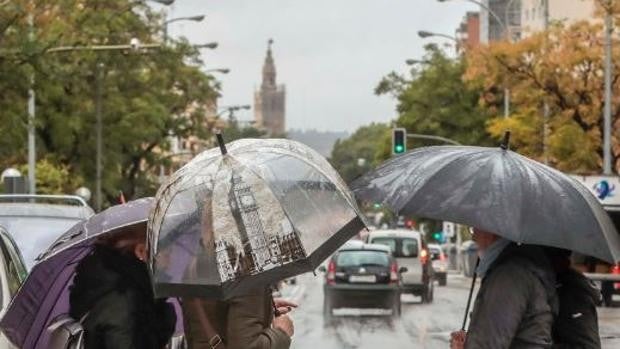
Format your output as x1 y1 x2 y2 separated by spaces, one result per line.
0 225 27 349
0 195 94 269
367 229 434 303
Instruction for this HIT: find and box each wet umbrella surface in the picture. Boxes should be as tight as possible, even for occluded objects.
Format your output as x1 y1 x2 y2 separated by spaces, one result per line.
352 136 620 263
148 137 366 299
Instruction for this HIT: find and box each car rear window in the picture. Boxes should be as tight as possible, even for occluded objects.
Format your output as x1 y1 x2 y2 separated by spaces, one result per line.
336 250 390 267
371 237 419 258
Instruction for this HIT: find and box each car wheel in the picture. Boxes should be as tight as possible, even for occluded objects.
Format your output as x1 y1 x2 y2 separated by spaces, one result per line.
439 274 447 287
428 282 434 303
323 296 333 325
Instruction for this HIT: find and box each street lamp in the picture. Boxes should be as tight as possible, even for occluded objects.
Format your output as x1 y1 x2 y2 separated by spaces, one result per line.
436 0 510 119
193 42 218 50
437 0 508 38
405 59 430 65
205 68 230 74
417 30 457 42
163 15 206 42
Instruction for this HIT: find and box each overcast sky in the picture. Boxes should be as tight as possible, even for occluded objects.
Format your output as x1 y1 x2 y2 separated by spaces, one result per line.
160 0 477 132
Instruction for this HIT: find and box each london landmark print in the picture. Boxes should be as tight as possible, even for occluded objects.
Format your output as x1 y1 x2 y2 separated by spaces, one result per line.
215 171 306 282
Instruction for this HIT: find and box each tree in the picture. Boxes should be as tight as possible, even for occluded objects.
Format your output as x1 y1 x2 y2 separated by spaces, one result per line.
0 0 220 207
329 123 389 183
464 6 620 174
375 44 495 161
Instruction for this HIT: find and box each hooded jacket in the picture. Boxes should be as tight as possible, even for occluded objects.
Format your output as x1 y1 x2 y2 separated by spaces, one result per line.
465 244 559 349
69 245 176 349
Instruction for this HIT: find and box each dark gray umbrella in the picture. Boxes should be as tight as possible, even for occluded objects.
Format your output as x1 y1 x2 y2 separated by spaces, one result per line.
353 134 620 263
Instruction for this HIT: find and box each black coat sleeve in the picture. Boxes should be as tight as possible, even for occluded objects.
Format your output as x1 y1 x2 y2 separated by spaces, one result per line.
85 291 137 349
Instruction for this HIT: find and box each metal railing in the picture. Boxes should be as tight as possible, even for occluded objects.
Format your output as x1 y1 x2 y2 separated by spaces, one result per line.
0 194 90 207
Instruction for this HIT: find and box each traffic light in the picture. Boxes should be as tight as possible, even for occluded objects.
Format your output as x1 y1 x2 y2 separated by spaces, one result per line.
392 128 407 155
432 231 443 242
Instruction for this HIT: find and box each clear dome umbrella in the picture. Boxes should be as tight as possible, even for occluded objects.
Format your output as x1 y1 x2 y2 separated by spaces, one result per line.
148 134 366 299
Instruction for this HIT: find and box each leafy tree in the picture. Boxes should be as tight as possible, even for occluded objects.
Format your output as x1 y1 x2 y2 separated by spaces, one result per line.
329 123 389 183
0 0 220 207
375 44 494 162
464 7 620 173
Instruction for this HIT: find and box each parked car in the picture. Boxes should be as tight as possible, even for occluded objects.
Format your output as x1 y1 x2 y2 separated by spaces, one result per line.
428 243 448 286
0 195 94 269
320 242 405 321
0 225 27 349
367 229 434 303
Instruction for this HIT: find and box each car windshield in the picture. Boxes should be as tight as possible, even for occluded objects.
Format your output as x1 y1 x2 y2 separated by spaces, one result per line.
336 250 390 268
371 237 418 258
0 216 81 270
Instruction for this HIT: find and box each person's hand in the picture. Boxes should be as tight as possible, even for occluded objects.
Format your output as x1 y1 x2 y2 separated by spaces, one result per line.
450 330 466 349
274 298 298 315
273 314 294 337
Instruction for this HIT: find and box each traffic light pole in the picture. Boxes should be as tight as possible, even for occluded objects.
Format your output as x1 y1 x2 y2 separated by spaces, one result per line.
407 133 462 146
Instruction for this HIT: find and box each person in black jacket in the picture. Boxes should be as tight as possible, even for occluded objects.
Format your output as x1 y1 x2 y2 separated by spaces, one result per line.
69 224 176 349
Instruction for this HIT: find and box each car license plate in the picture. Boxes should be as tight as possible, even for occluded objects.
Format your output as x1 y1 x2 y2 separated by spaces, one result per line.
349 275 376 283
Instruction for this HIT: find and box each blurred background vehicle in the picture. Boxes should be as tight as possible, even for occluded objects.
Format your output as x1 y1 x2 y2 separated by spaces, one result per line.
319 242 405 322
428 243 448 286
367 229 433 303
0 226 27 349
0 195 94 269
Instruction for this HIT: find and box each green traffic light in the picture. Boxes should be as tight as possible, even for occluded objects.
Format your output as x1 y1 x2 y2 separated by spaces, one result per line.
395 145 404 153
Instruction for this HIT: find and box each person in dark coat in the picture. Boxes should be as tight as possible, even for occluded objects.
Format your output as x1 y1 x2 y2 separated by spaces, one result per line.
450 228 558 349
69 224 177 349
546 247 601 348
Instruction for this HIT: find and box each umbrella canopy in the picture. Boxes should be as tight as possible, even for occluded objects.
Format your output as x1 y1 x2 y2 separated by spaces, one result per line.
0 198 184 349
149 137 366 299
352 141 620 263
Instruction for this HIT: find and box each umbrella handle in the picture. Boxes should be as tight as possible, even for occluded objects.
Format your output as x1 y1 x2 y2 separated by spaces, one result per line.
462 257 480 331
216 132 227 155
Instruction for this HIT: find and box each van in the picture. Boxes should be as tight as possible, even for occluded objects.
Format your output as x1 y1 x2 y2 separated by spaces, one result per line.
367 230 433 303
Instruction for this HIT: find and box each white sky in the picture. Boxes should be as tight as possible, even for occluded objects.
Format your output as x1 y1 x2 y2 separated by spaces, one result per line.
159 0 477 132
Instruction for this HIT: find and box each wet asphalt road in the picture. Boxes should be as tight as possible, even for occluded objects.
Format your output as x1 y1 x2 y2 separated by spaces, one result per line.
286 272 620 349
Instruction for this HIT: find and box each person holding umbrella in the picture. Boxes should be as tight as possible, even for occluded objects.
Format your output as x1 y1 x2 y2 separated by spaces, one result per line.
449 228 558 348
353 132 619 349
148 135 366 349
69 222 177 349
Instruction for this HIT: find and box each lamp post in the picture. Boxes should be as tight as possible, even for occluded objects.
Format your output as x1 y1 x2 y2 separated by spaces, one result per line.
437 0 511 118
25 0 173 195
603 0 613 174
163 15 206 42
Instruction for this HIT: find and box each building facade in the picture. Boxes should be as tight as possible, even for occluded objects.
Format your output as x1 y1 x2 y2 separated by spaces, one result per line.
456 11 481 50
520 0 597 37
254 40 286 136
480 0 522 43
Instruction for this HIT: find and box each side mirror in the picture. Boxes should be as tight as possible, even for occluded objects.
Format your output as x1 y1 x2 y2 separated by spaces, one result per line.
317 266 327 273
398 266 408 273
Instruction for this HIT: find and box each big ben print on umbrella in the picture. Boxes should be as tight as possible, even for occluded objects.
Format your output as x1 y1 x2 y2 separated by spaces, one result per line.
148 134 366 299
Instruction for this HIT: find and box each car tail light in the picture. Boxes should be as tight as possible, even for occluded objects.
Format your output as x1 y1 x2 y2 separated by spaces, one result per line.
420 249 429 265
390 262 399 284
327 260 336 285
612 264 620 290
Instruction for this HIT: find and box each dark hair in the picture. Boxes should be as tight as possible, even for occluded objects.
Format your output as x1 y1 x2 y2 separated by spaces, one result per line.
95 222 147 256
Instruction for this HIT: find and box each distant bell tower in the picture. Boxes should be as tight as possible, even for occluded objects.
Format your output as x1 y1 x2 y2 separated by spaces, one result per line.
254 39 286 136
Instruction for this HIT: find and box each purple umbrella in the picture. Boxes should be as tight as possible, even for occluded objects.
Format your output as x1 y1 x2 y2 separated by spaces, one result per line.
0 198 183 349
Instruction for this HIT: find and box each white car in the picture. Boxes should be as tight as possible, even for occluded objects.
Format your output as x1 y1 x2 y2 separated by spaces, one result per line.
0 225 27 349
428 243 448 286
367 230 434 303
0 195 94 270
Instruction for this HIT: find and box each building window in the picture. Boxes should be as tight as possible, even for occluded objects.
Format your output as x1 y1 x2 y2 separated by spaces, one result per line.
525 9 529 20
532 7 536 20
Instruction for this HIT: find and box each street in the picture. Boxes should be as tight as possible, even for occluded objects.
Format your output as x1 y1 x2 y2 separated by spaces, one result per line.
284 272 620 349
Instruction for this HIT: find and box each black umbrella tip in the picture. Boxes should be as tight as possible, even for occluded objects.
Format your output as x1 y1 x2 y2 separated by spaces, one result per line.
215 131 228 155
500 131 511 151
